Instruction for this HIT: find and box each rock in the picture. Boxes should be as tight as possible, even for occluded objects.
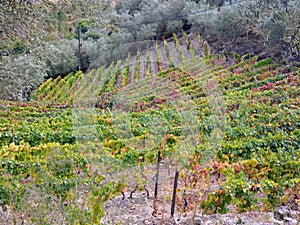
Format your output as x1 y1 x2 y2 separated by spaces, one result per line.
284 217 298 224
273 219 284 225
194 218 214 225
204 220 213 225
274 206 291 221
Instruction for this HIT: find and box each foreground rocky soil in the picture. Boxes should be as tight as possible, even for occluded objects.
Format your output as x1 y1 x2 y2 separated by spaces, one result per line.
100 162 299 225
1 161 299 224
101 192 299 225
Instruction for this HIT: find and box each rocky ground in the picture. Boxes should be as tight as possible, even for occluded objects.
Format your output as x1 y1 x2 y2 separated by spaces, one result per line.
100 161 299 225
101 191 299 225
1 160 299 224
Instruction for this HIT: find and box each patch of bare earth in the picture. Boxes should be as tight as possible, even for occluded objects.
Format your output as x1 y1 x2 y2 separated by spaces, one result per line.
101 161 299 225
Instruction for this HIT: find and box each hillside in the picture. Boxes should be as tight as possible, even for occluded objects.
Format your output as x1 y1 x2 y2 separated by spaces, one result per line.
0 32 299 224
1 0 299 102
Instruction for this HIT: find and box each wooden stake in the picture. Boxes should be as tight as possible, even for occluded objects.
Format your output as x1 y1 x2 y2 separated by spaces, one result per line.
77 25 81 71
154 149 161 199
171 169 179 218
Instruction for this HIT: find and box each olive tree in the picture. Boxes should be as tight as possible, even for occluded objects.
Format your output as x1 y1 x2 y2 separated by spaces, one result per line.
0 54 47 100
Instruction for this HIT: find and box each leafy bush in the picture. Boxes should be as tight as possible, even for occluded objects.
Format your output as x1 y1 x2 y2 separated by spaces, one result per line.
0 54 47 100
186 0 300 58
32 39 80 79
259 0 300 57
115 0 187 40
0 39 85 100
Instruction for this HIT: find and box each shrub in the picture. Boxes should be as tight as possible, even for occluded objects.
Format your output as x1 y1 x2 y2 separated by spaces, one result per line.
259 0 300 58
186 0 300 58
32 39 79 79
0 54 47 100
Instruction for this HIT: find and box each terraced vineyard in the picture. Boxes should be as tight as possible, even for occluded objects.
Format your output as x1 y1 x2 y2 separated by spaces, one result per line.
1 33 300 224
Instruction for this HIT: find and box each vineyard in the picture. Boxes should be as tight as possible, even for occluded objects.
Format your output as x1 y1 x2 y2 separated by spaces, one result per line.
0 32 300 224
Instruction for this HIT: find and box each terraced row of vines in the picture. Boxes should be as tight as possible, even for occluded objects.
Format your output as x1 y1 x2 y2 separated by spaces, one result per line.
0 33 299 224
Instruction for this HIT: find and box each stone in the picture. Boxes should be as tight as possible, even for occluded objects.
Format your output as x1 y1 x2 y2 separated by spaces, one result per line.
284 217 298 224
273 206 291 221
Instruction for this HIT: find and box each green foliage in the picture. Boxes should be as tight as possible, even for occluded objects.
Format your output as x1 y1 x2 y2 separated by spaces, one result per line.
213 6 248 46
0 141 94 223
33 39 79 79
121 54 130 86
187 0 300 58
1 0 300 101
11 40 27 54
116 0 186 40
79 19 89 34
1 3 300 221
253 58 273 68
0 54 47 100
